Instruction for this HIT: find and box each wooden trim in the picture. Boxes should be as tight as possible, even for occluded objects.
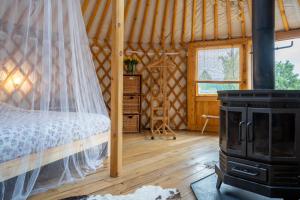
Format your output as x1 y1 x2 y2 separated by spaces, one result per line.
246 39 253 89
195 96 218 102
278 0 289 31
0 132 110 182
111 0 124 177
276 28 300 41
161 0 170 47
187 45 197 129
247 0 252 19
138 0 150 44
189 38 249 49
95 0 112 38
129 0 142 43
105 22 112 41
195 80 241 84
107 0 132 42
202 0 206 41
181 0 187 44
124 0 132 21
213 0 218 40
86 0 101 34
183 28 299 46
171 0 178 46
81 0 89 15
150 0 160 44
226 0 232 39
191 0 197 41
239 0 246 38
240 44 248 89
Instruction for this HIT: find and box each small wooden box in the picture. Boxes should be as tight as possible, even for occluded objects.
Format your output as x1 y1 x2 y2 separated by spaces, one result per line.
123 75 141 94
123 114 140 133
123 95 141 114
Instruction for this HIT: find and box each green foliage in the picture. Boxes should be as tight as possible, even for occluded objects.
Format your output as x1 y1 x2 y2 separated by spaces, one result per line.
275 61 300 90
124 57 139 74
124 58 138 66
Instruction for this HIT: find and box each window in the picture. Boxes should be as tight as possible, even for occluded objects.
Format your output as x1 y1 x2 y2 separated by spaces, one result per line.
196 47 241 95
275 38 300 90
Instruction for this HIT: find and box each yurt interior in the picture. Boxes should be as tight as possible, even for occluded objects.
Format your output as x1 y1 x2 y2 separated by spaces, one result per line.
1 0 300 199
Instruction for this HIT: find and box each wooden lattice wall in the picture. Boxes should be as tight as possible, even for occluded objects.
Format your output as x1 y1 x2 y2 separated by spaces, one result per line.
0 34 188 130
90 39 188 130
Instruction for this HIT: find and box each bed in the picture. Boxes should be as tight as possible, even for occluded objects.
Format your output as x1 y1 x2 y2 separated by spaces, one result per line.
0 102 110 182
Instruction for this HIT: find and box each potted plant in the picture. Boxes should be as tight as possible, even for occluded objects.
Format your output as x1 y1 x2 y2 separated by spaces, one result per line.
124 57 139 74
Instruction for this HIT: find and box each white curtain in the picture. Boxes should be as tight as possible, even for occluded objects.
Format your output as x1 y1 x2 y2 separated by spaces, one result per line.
0 0 109 199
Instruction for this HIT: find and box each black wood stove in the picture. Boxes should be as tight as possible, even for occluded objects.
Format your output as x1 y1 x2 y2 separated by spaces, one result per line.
215 0 300 199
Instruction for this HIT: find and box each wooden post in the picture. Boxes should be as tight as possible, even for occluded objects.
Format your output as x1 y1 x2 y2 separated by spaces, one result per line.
110 0 123 177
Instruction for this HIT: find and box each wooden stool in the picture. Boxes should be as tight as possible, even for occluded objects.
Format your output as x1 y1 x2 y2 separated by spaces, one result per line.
201 115 219 134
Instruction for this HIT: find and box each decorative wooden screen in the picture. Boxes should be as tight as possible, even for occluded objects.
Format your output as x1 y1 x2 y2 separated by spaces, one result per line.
0 36 188 130
90 40 188 130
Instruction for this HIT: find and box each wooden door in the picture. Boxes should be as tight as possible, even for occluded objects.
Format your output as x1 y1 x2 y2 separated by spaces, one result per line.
187 39 249 133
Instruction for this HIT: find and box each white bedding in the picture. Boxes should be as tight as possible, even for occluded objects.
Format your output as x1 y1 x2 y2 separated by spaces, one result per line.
0 103 110 163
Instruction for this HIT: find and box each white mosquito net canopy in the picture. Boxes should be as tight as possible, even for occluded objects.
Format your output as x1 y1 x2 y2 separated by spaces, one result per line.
0 0 110 199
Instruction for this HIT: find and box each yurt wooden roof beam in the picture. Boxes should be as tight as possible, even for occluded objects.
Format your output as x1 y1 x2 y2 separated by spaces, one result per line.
81 0 300 44
278 0 290 31
214 0 219 40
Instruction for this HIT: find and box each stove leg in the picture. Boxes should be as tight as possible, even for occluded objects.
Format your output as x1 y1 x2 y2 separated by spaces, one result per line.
216 175 222 190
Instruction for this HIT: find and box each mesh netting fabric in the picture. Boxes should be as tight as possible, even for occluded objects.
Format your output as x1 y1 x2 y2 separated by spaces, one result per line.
0 0 109 199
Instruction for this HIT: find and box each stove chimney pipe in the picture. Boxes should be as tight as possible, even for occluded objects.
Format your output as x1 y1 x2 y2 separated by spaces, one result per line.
252 0 275 89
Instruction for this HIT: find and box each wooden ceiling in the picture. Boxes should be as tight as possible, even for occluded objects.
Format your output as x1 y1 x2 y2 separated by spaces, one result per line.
81 0 300 45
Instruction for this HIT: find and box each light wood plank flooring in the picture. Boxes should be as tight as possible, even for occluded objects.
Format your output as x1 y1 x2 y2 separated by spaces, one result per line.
31 132 219 200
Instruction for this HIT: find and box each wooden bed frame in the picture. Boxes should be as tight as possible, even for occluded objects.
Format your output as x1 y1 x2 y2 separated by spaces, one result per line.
0 131 110 182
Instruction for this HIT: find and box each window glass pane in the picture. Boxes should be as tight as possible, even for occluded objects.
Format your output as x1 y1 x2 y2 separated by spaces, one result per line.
197 48 240 81
275 38 300 90
198 83 239 95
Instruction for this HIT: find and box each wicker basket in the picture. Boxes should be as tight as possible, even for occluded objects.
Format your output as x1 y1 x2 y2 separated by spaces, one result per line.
123 95 140 114
123 114 140 133
123 75 141 94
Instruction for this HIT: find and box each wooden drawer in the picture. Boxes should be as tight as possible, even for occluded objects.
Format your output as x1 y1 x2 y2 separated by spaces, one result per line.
123 75 141 94
123 95 140 114
123 114 140 133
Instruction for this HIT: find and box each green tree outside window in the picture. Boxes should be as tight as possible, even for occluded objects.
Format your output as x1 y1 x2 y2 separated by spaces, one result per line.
275 61 300 90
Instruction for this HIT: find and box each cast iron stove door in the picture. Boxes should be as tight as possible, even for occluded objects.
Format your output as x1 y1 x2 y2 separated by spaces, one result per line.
247 108 300 162
270 109 300 162
226 107 247 157
247 108 271 161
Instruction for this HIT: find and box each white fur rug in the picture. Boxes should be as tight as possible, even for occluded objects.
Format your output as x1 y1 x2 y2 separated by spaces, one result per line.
63 186 180 200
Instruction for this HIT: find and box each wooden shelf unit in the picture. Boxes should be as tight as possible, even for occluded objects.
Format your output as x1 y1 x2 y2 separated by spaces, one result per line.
123 74 141 133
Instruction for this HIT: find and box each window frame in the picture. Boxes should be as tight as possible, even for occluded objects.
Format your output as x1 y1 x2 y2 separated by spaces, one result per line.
187 38 249 130
194 44 244 96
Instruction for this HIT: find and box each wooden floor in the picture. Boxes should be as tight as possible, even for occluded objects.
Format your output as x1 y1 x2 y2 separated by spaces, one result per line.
31 131 219 200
